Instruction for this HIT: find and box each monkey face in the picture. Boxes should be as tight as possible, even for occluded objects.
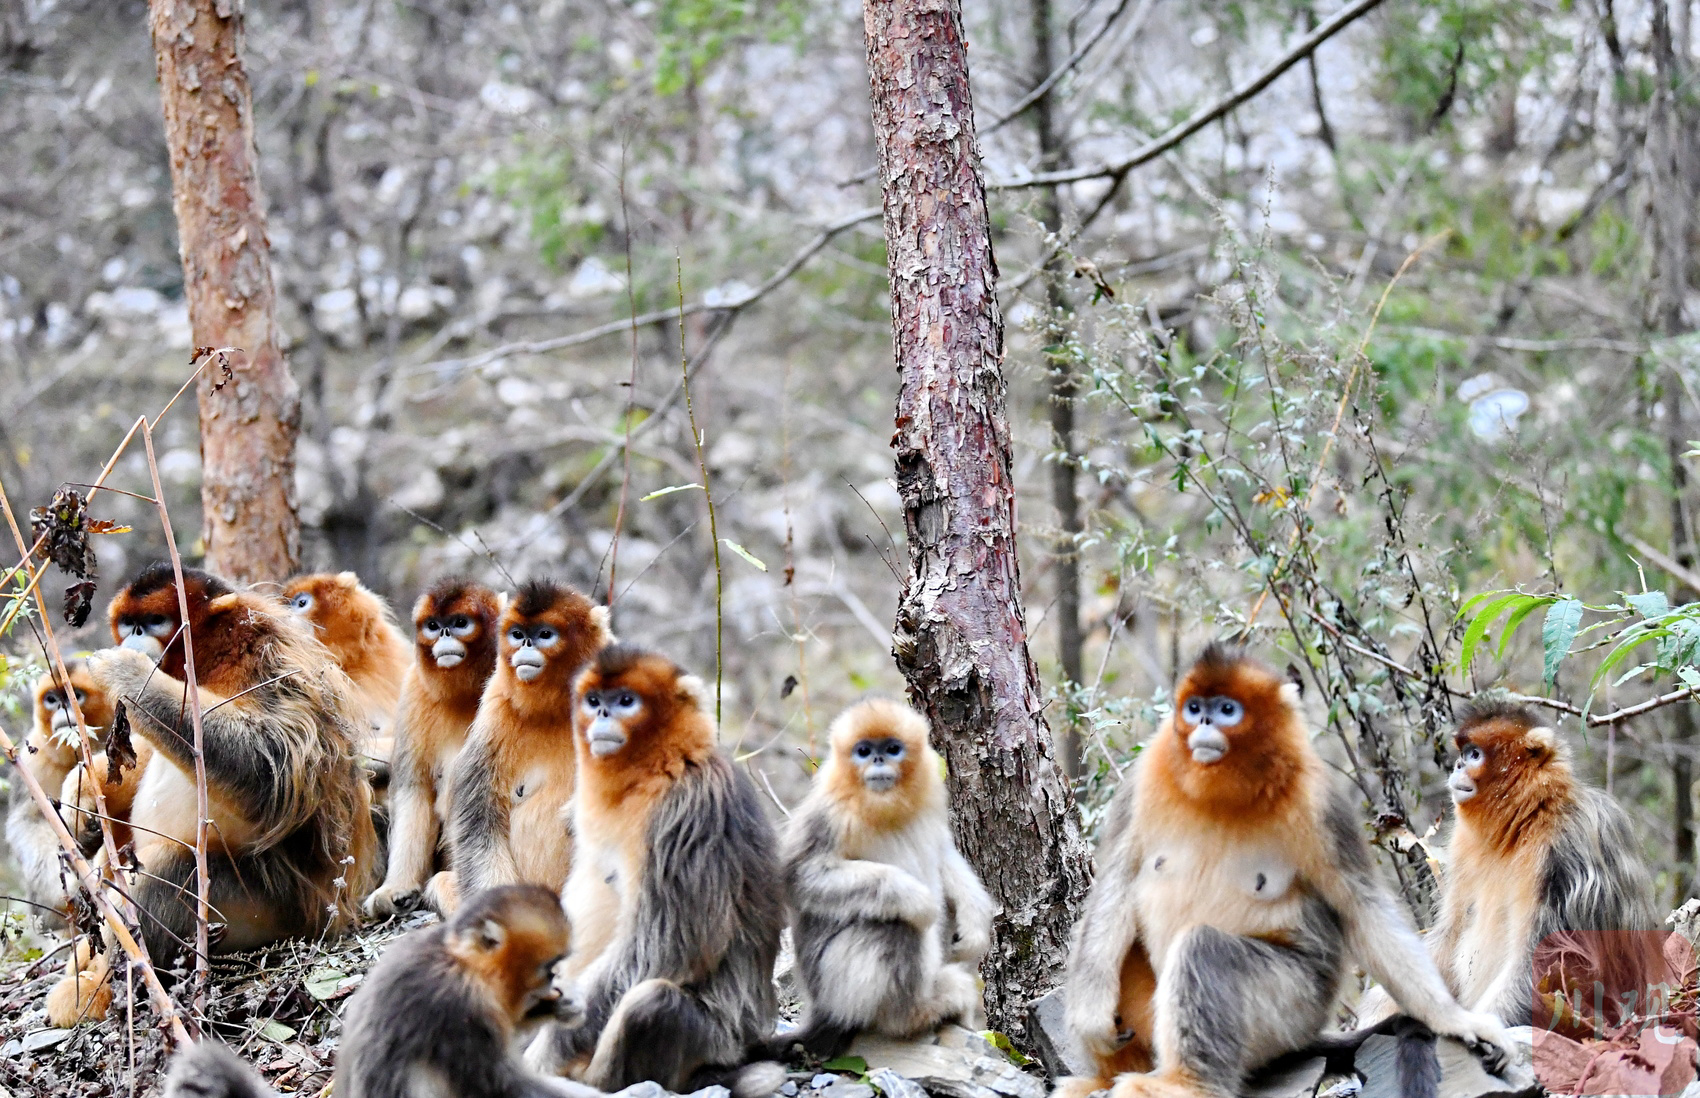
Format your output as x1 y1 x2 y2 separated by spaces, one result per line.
1177 694 1244 764
505 621 563 683
852 736 908 792
421 610 482 668
1449 741 1485 804
580 686 642 756
113 609 176 661
446 884 573 1026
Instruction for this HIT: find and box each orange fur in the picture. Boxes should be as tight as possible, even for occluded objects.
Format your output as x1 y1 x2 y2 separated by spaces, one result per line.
565 647 714 973
281 571 412 735
53 564 382 1023
445 580 611 903
818 697 941 844
444 885 573 1023
366 580 503 914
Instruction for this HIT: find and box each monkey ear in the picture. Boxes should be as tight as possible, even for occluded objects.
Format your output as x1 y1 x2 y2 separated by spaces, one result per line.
589 604 614 645
1285 663 1305 698
474 918 506 952
677 674 709 712
206 594 241 616
1277 681 1302 709
1525 727 1557 759
336 571 360 587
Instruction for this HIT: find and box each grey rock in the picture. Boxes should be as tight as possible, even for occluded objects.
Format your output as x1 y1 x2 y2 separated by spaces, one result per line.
811 1074 840 1089
849 1033 1046 1098
613 1081 671 1098
0 1041 20 1059
869 1068 929 1098
1356 1035 1536 1098
1244 1056 1326 1098
21 1028 71 1053
1315 1077 1361 1098
781 1084 799 1097
685 1086 732 1098
1025 987 1093 1080
821 1083 875 1098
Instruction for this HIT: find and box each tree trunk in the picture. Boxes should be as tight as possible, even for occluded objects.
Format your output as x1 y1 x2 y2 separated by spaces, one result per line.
863 0 1091 1038
149 0 300 584
1030 0 1085 780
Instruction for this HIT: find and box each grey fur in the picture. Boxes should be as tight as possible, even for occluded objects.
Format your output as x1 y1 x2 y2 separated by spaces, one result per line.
550 752 783 1092
446 730 508 896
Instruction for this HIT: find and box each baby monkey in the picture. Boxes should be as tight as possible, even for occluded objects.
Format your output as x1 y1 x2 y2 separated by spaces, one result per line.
778 698 995 1059
164 885 601 1098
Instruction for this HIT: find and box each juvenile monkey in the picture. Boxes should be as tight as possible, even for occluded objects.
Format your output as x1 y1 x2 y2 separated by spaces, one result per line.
280 571 412 738
778 698 995 1058
5 660 115 925
47 564 380 1025
364 579 503 917
444 580 610 906
1432 701 1660 1027
163 884 602 1098
1057 644 1512 1098
525 646 784 1097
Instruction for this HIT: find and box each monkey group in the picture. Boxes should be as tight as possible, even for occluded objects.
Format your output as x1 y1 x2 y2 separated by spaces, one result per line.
1 574 1670 1098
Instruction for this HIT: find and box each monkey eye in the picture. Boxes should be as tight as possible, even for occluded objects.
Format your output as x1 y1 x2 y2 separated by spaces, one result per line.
73 689 86 705
1184 698 1203 718
884 742 905 759
422 618 442 636
583 692 600 708
148 614 169 627
535 628 556 645
854 742 874 759
42 693 59 709
509 628 526 643
617 692 635 707
290 593 312 611
1464 746 1484 764
451 616 474 635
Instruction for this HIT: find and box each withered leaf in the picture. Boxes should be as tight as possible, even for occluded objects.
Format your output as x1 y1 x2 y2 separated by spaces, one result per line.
29 486 95 579
781 674 799 699
64 580 96 628
105 703 136 785
85 519 132 535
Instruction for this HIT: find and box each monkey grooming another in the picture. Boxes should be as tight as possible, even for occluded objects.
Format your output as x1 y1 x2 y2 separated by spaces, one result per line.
1057 643 1514 1098
778 698 995 1059
525 645 785 1098
443 579 610 910
46 564 381 1026
163 884 602 1098
364 579 503 917
1432 700 1660 1028
6 659 116 928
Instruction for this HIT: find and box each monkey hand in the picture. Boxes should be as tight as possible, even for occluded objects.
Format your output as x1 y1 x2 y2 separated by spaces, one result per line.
1447 1010 1516 1077
84 646 156 696
1064 987 1124 1059
362 881 421 918
880 872 941 928
950 922 991 964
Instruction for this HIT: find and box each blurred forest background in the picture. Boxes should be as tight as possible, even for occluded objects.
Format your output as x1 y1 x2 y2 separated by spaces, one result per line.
2 0 1699 911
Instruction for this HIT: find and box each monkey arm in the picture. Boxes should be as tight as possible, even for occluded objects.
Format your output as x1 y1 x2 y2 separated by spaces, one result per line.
782 807 939 928
1319 788 1514 1066
1063 778 1143 1059
939 840 996 963
446 728 521 896
87 647 312 840
367 711 439 913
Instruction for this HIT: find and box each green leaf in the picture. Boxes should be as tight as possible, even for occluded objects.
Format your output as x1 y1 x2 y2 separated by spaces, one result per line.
1589 627 1655 694
822 1056 868 1074
980 1031 1033 1066
1496 595 1555 659
720 539 767 572
304 968 348 1001
640 483 704 502
1627 591 1671 619
1458 592 1527 673
256 1020 296 1042
1541 598 1584 687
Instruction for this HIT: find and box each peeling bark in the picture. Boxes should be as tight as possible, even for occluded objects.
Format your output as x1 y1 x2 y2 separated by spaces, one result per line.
862 0 1090 1036
149 0 300 583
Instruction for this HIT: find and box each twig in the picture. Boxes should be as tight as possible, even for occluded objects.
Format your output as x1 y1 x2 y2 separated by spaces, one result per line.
1622 530 1700 594
982 0 1150 135
407 207 878 384
609 140 642 608
988 0 1392 190
139 418 213 1022
677 256 724 724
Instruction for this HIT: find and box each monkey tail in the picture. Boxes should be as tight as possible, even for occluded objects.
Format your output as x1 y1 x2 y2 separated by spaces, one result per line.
163 1042 278 1098
1285 1015 1440 1098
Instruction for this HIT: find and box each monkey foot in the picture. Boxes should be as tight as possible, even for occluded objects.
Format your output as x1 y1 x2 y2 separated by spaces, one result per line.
45 947 113 1028
1053 1074 1113 1098
1106 1069 1214 1098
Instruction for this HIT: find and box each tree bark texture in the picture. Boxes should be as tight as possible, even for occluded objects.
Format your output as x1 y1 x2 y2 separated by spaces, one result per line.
863 0 1091 1038
149 0 300 583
